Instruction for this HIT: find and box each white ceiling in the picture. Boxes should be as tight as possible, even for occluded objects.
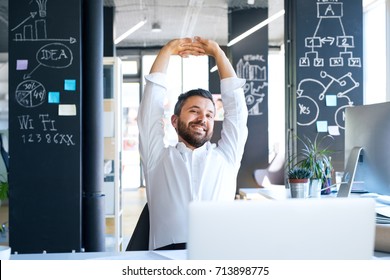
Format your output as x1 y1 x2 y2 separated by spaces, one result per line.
106 0 284 48
0 0 284 126
0 0 284 59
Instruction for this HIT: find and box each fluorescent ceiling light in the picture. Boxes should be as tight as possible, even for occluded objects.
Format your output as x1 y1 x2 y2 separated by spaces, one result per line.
227 9 285 47
114 19 147 45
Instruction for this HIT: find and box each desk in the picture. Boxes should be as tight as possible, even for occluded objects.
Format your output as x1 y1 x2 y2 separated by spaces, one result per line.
10 249 187 260
240 185 290 200
239 186 390 259
8 187 390 260
8 247 390 260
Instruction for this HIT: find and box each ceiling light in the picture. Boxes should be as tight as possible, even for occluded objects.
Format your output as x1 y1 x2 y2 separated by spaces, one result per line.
114 19 147 45
151 22 162 32
247 0 255 5
227 9 285 47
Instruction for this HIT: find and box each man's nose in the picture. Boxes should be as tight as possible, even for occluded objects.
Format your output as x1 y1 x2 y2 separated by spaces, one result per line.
197 113 207 123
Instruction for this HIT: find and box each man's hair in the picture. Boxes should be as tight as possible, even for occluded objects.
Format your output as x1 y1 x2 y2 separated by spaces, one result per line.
173 88 215 116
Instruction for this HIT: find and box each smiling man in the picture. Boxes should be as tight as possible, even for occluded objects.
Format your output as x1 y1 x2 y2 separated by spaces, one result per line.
172 88 215 149
137 36 248 250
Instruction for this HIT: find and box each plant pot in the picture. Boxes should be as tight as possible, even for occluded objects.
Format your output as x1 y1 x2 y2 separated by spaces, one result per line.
309 179 322 198
288 178 309 198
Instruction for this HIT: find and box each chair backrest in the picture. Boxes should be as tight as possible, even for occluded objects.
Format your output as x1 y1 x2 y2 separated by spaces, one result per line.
126 203 149 251
253 151 285 186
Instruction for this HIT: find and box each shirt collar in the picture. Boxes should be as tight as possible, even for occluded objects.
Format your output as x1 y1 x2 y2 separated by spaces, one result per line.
176 141 212 154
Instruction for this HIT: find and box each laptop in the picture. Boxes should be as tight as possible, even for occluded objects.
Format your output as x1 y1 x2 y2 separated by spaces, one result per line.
187 198 376 260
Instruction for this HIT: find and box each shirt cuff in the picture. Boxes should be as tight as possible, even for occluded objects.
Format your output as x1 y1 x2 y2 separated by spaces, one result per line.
145 72 168 90
220 77 246 93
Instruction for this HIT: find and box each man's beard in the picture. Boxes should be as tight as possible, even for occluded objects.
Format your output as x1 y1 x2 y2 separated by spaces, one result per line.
177 118 212 149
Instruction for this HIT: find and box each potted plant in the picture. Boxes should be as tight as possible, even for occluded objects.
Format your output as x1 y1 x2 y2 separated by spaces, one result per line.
0 176 7 235
0 179 8 203
288 133 334 197
287 167 313 198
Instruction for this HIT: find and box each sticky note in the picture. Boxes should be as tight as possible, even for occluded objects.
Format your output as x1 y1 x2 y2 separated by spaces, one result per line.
326 95 337 106
59 104 77 116
328 125 340 136
16 59 28 70
64 79 76 91
316 121 328 132
48 92 60 103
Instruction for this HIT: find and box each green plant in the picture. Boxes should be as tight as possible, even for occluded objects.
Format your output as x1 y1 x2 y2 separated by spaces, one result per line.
288 167 313 179
289 133 334 183
0 178 8 201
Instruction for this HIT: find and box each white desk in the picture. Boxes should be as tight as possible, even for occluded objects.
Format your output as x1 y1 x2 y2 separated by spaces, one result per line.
240 185 290 200
8 186 390 260
239 186 390 259
8 246 390 260
10 249 187 260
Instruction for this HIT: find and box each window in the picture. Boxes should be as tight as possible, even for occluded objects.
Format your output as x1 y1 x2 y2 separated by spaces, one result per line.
363 0 387 104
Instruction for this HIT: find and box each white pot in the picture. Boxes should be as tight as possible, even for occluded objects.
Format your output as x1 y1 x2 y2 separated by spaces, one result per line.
309 179 322 198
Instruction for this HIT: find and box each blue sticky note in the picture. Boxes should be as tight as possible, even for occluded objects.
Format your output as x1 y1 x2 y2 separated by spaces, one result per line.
64 79 76 91
326 95 337 106
48 92 60 103
316 121 328 133
16 59 28 70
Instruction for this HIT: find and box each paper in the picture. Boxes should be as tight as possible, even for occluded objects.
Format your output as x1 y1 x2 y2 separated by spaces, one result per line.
326 95 337 106
16 59 28 70
152 249 188 260
64 79 76 91
377 206 390 219
48 92 60 103
328 125 340 136
316 121 328 132
59 104 77 116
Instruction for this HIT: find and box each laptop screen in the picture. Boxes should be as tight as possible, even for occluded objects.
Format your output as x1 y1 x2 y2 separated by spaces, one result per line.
187 198 375 260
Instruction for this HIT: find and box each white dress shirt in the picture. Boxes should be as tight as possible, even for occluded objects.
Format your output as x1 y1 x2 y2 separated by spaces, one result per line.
137 72 248 250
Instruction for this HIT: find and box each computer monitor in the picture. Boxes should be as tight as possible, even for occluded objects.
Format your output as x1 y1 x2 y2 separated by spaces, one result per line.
344 102 390 196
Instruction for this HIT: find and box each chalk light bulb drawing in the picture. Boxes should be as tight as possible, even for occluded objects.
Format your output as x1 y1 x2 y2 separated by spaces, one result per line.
36 0 47 17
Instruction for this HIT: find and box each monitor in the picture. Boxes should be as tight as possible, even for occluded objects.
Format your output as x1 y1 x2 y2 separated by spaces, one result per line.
344 102 390 196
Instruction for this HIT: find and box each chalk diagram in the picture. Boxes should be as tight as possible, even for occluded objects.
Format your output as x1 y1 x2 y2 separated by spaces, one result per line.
299 1 361 68
15 80 46 108
11 0 76 107
237 58 267 116
296 71 359 129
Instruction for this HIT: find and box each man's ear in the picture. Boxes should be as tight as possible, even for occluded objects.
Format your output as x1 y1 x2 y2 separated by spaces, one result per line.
171 115 178 129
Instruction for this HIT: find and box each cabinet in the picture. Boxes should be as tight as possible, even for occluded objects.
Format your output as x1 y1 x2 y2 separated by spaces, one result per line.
103 57 123 251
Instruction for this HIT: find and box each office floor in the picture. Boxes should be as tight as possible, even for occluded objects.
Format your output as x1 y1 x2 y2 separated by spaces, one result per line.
0 187 147 251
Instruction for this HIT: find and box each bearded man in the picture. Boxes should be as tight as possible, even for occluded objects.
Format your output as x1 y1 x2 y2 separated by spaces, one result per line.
137 36 248 250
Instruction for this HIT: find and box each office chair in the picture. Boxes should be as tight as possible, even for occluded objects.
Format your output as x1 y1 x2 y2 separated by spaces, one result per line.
126 203 150 251
253 151 285 187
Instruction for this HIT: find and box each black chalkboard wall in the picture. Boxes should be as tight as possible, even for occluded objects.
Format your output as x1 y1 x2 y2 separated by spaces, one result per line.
8 0 82 253
291 0 363 171
230 8 269 189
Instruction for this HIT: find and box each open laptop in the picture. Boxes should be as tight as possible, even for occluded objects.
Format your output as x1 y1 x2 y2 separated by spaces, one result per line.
187 198 376 260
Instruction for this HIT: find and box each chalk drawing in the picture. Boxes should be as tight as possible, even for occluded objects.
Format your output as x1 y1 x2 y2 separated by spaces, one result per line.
299 1 361 68
237 57 267 116
15 80 46 108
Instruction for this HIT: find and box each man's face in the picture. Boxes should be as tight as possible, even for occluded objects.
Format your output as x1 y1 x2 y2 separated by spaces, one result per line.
171 95 215 149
